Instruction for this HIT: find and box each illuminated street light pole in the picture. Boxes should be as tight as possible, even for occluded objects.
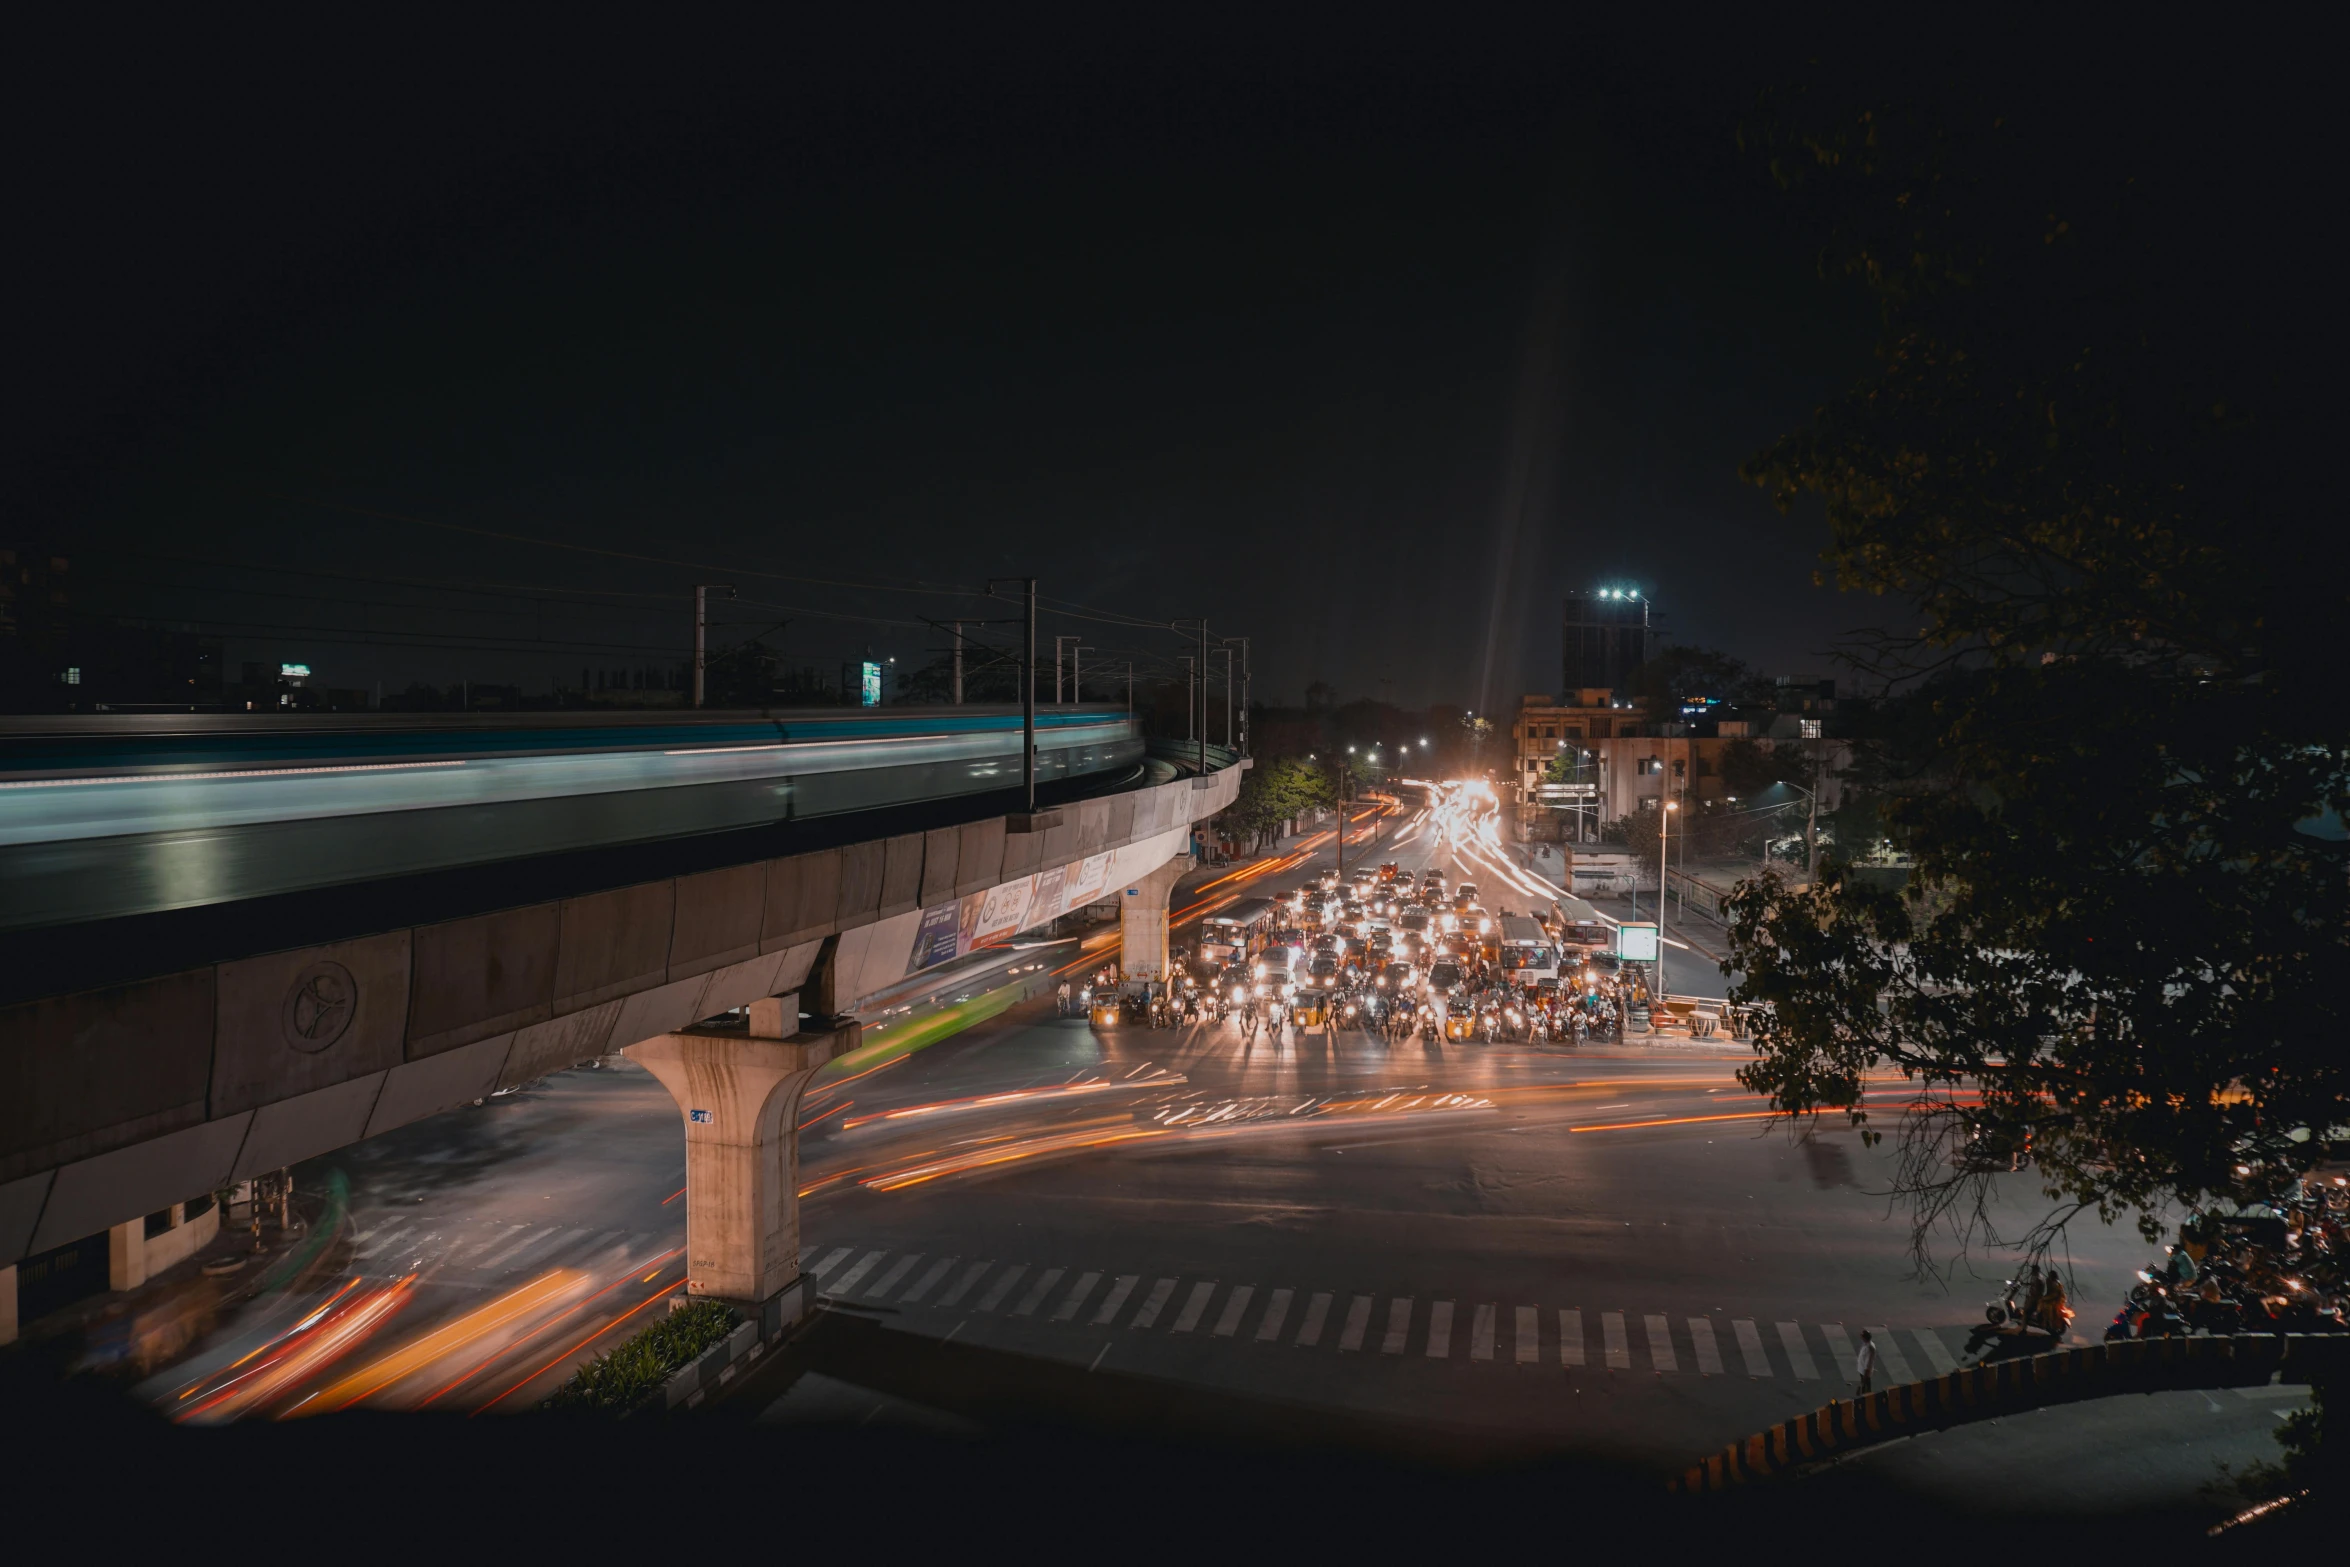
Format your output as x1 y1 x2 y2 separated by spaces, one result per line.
1800 716 1824 882
693 584 734 709
988 577 1038 812
1658 800 1677 1002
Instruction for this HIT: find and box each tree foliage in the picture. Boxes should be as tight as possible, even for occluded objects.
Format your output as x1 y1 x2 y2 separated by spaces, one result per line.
1722 94 2349 1271
1227 755 1335 846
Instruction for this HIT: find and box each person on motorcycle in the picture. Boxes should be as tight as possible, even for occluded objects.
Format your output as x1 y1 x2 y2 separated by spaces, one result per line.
2038 1267 2068 1333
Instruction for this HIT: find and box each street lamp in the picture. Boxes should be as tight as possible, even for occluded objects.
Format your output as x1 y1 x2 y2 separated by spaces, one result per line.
1658 800 1678 1003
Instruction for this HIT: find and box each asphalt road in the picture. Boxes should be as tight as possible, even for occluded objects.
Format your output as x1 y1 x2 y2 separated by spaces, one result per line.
122 791 2296 1502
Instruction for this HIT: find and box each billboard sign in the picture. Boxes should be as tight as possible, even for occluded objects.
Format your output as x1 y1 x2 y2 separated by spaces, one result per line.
860 661 882 707
973 876 1037 945
907 901 962 974
1616 921 1659 962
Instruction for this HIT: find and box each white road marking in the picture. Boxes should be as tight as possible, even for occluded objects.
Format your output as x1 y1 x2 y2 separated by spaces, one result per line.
1339 1295 1374 1352
1909 1327 1958 1377
1689 1317 1723 1375
1130 1277 1179 1329
1213 1285 1255 1337
1012 1267 1064 1316
901 1257 956 1303
1778 1321 1820 1379
939 1260 993 1308
471 1225 554 1270
808 1246 854 1279
1514 1305 1540 1364
1051 1271 1101 1321
1819 1323 1857 1379
456 1224 527 1263
1601 1311 1630 1370
1295 1291 1331 1347
1470 1304 1496 1361
867 1254 922 1299
1092 1275 1140 1326
1172 1281 1217 1333
1382 1298 1415 1354
1425 1300 1454 1357
827 1250 886 1297
1733 1319 1771 1377
975 1265 1027 1312
1644 1314 1678 1373
1863 1327 1914 1384
1560 1309 1586 1367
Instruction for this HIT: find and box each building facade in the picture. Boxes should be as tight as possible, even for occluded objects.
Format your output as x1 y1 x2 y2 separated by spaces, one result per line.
1560 589 1652 696
1510 692 1847 844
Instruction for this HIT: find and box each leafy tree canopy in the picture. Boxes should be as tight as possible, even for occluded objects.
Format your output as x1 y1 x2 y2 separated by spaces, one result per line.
1722 91 2348 1270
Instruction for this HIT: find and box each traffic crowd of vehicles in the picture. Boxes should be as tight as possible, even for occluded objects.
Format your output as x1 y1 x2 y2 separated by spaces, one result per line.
2095 1173 2350 1343
1065 858 1658 1046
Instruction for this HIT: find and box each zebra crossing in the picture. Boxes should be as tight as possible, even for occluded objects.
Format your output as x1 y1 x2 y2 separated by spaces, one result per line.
348 1216 658 1277
802 1242 1985 1381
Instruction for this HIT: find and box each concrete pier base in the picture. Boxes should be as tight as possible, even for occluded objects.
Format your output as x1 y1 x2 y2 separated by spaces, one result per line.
1118 855 1193 981
626 995 858 1328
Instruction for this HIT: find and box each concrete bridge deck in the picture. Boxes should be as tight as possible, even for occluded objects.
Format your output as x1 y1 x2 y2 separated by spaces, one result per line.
1 715 1241 1320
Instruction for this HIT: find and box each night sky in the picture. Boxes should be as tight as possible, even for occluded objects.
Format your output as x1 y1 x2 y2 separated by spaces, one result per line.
15 19 2270 713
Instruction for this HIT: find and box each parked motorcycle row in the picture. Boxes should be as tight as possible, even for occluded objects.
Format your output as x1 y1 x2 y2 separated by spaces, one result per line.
2103 1173 2350 1341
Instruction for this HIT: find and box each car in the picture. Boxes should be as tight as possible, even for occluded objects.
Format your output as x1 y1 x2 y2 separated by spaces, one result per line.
1378 862 1401 883
1307 955 1341 988
1377 961 1417 990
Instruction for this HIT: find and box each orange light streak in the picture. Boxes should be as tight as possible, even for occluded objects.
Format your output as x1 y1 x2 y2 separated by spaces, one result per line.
309 1268 585 1413
415 1249 680 1409
474 1278 686 1413
1570 1110 1784 1133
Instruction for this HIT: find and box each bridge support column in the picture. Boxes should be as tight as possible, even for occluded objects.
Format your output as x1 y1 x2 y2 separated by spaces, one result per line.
626 994 859 1338
1118 854 1193 982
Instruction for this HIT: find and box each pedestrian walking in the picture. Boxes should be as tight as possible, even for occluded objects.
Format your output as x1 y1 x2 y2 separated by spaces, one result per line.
1854 1329 1877 1395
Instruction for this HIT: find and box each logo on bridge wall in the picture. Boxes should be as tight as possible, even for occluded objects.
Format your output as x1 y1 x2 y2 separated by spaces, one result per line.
280 960 358 1052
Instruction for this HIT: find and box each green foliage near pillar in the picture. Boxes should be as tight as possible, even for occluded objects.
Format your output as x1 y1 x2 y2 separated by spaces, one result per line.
548 1298 739 1411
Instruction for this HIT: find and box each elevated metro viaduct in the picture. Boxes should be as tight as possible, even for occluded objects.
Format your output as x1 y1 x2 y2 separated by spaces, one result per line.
0 705 1243 1343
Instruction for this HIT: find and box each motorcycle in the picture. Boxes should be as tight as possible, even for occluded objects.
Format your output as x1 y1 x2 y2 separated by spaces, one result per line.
1984 1266 2073 1339
2102 1277 2185 1340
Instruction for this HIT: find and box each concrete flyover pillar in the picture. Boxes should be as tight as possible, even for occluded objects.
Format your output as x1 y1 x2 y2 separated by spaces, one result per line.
625 992 858 1337
1118 854 1194 982
109 1217 148 1292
